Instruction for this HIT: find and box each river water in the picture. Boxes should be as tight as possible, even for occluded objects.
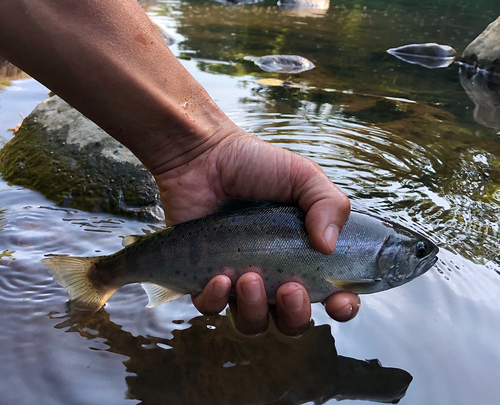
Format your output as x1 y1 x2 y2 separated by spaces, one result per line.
0 0 499 404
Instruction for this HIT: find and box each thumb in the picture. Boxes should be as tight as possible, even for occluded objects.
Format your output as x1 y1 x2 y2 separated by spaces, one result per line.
291 158 350 255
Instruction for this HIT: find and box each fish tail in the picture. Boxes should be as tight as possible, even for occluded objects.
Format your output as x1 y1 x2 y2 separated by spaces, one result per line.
42 256 118 311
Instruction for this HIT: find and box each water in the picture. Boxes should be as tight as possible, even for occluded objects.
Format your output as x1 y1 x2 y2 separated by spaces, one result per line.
1 0 499 404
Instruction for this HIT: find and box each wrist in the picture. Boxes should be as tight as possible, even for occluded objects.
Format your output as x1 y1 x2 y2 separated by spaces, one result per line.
137 95 242 176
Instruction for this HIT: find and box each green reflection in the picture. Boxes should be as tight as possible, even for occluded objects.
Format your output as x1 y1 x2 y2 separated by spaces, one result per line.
156 0 497 98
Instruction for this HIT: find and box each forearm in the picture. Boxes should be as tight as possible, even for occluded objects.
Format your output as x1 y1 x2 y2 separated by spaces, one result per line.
0 0 238 173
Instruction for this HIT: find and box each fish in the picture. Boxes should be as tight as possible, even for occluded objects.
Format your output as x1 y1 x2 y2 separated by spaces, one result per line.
42 200 439 311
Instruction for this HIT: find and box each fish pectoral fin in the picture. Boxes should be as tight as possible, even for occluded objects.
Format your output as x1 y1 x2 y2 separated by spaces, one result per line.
141 283 185 308
122 235 145 247
326 278 382 293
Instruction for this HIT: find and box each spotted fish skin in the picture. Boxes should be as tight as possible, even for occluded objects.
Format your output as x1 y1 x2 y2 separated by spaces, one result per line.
42 200 438 310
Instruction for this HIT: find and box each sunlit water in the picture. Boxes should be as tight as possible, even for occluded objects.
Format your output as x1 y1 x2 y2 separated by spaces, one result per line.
1 0 499 404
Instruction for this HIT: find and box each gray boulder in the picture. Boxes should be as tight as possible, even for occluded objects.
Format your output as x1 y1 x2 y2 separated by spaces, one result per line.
462 16 500 74
0 95 164 221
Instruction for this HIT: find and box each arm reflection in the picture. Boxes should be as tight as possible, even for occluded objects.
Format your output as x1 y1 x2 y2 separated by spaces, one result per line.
53 309 412 405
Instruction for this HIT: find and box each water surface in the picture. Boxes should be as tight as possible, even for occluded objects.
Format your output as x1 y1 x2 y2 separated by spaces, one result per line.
0 0 499 404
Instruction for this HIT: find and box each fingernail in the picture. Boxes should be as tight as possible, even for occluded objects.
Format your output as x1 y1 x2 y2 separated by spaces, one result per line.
282 288 304 312
240 279 262 302
333 298 353 320
323 224 339 254
213 278 230 298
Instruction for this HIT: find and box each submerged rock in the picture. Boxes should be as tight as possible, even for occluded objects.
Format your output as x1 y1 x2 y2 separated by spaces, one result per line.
245 55 315 74
256 78 305 88
387 43 456 69
462 16 500 74
278 0 330 17
0 96 164 221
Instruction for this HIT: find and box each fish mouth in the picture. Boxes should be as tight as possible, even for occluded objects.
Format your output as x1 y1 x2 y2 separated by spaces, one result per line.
414 248 439 277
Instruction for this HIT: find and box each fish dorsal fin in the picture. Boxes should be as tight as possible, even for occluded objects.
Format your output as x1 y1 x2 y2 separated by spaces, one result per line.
215 198 283 215
326 278 382 294
140 283 185 308
122 235 144 247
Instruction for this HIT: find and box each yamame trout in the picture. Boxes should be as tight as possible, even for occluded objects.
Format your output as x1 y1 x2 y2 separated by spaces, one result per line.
42 200 439 310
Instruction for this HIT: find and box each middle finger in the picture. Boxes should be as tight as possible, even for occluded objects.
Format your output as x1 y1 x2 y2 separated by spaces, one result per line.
234 272 269 334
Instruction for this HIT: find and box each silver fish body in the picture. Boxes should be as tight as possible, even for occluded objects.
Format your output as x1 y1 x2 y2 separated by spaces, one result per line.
42 201 439 310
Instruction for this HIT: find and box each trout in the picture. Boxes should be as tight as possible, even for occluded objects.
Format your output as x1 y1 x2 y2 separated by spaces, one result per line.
42 200 438 311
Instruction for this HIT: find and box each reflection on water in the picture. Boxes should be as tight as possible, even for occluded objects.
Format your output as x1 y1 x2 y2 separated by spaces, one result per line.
459 65 500 129
237 83 499 263
1 0 499 404
54 310 412 405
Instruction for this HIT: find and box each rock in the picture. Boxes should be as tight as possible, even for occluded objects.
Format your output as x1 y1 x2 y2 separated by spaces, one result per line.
244 55 315 74
0 95 164 221
462 16 500 74
256 78 305 88
386 43 456 69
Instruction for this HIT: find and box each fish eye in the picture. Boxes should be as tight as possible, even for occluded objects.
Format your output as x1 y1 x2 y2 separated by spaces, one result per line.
416 241 427 258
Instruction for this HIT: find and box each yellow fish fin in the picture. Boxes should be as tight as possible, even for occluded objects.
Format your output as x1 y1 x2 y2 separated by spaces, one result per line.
122 235 144 247
326 278 382 293
42 256 118 311
141 282 185 308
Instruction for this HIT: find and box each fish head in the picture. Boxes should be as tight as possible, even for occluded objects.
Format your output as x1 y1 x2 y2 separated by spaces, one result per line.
377 229 439 289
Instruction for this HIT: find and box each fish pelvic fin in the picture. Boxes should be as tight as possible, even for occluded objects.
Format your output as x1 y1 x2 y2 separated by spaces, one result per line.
42 256 118 311
141 282 185 308
122 234 144 247
326 278 382 294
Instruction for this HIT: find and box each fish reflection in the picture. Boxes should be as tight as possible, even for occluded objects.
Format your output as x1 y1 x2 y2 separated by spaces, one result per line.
53 310 412 404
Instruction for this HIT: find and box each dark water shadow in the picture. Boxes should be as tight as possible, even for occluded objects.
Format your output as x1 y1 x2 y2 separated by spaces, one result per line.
459 65 500 130
52 309 412 405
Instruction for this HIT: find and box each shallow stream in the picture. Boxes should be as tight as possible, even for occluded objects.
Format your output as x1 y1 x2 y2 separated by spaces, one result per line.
0 0 499 404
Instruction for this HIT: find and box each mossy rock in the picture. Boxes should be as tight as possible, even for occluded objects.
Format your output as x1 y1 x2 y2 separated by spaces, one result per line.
0 96 164 221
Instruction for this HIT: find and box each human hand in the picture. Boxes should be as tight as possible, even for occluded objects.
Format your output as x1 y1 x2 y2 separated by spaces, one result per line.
153 129 360 335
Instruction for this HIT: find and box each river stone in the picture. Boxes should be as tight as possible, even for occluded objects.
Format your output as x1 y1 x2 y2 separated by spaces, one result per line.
462 16 500 74
386 43 456 69
245 55 315 74
0 95 164 221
